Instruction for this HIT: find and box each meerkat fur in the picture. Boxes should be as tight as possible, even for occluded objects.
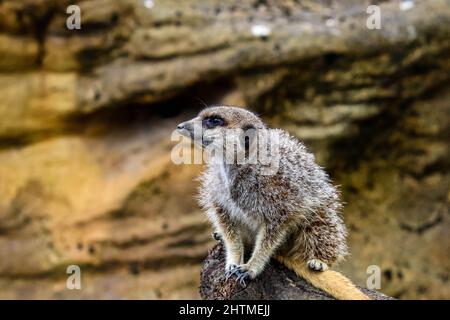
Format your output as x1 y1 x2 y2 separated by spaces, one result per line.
176 106 370 300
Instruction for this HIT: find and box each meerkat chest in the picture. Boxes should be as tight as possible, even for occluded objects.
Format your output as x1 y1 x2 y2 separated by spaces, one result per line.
212 164 261 231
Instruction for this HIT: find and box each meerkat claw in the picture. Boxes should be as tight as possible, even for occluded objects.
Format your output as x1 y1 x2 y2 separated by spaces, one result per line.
225 264 238 280
236 272 250 287
307 259 328 271
226 265 253 286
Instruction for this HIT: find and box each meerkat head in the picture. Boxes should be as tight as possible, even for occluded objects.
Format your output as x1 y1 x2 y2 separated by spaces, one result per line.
177 106 279 173
176 106 266 150
177 106 265 158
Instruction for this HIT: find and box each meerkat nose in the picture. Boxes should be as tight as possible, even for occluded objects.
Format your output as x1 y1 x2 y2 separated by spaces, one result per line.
177 123 185 130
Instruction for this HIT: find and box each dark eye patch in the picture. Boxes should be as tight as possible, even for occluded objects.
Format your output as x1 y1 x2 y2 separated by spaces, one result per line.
202 116 225 129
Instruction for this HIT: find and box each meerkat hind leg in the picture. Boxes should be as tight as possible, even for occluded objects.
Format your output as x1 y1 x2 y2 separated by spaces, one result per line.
307 258 329 271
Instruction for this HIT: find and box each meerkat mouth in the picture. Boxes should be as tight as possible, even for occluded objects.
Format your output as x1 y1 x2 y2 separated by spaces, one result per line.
176 127 194 140
176 123 212 149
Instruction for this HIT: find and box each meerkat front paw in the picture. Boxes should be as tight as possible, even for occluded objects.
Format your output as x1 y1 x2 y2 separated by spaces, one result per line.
307 259 328 271
225 263 238 279
225 264 256 286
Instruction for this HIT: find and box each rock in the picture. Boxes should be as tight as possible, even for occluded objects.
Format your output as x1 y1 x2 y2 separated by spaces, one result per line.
334 89 450 299
0 110 213 298
200 243 394 300
0 0 448 299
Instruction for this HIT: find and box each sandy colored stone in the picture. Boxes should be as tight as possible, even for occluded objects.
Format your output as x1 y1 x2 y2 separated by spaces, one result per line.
0 0 448 300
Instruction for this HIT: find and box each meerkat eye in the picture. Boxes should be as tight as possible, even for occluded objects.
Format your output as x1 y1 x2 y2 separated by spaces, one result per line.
203 116 225 129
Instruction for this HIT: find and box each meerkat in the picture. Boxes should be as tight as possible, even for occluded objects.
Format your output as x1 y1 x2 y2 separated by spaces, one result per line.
176 106 369 300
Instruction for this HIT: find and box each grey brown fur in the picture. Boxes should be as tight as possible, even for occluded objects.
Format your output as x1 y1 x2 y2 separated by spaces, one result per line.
177 106 348 285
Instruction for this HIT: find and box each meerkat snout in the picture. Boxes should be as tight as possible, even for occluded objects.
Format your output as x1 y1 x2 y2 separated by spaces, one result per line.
176 117 201 141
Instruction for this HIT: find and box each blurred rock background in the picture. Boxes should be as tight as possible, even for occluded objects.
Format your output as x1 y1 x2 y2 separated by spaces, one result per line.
0 0 448 299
